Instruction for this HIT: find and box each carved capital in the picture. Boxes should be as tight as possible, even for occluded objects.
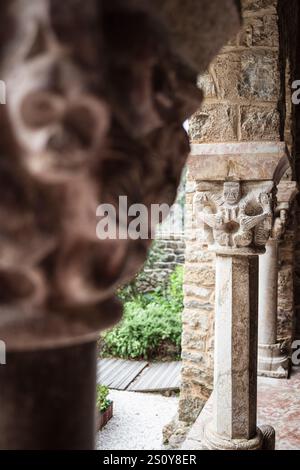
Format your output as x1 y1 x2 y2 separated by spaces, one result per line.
194 181 274 255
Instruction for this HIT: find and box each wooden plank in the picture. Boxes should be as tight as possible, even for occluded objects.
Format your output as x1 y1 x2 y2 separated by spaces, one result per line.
97 359 148 390
127 361 181 392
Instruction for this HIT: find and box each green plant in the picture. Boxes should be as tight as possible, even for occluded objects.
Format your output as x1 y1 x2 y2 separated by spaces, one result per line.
96 385 111 413
102 266 184 360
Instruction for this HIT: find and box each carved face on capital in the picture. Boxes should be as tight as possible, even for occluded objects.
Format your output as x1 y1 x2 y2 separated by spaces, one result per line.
223 182 241 205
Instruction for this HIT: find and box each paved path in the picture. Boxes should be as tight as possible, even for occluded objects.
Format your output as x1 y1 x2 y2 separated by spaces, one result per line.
96 390 178 450
98 359 181 391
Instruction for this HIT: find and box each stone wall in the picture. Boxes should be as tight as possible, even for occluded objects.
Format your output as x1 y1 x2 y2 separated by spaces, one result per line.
178 0 297 428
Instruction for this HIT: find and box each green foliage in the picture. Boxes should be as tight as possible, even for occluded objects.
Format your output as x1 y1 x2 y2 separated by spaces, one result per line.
102 266 183 360
96 385 111 413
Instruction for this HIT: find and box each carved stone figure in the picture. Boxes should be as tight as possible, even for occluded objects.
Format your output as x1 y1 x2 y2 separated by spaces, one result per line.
194 181 273 250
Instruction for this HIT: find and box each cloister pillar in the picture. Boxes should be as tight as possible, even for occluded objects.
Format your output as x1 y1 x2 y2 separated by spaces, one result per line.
258 181 298 378
190 142 289 450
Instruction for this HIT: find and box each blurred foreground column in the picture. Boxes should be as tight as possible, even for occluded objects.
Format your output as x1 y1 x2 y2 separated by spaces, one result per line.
0 343 97 450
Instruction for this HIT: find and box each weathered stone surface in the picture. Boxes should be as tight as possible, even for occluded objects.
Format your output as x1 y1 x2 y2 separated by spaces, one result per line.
197 72 217 99
184 299 213 311
242 0 277 14
189 104 238 142
239 14 279 47
135 236 185 293
212 53 241 100
184 265 215 287
163 414 190 449
206 50 280 103
239 51 280 101
181 332 206 350
182 309 211 335
183 285 212 300
185 247 214 263
179 390 210 423
189 142 289 182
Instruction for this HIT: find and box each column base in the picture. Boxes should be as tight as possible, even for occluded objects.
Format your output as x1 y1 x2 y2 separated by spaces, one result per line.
203 424 276 451
258 342 290 378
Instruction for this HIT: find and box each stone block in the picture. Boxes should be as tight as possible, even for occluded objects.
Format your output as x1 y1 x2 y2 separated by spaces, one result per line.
242 0 277 14
212 53 241 100
238 51 280 101
189 142 288 182
189 104 238 142
184 299 214 310
181 350 206 364
197 72 217 99
185 247 214 263
183 284 212 300
182 309 212 331
185 181 197 194
240 105 280 140
179 395 207 423
184 265 216 286
239 14 279 47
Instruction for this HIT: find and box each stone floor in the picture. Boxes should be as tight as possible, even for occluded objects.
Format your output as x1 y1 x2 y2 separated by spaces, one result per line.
257 367 300 450
182 367 300 450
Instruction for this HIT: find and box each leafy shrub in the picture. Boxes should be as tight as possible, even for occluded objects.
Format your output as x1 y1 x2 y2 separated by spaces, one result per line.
101 266 183 360
96 385 111 413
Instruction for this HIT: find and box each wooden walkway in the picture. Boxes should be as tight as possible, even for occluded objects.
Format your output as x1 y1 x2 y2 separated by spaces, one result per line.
97 359 181 392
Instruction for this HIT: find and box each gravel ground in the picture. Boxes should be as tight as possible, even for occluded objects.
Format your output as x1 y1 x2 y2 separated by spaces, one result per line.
96 390 178 450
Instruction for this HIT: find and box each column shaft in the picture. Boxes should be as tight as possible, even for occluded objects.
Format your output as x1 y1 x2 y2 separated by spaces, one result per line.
213 255 258 441
258 239 278 345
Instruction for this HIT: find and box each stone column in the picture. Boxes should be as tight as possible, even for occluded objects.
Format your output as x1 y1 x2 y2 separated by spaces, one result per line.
258 181 298 378
206 253 261 449
189 142 290 450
